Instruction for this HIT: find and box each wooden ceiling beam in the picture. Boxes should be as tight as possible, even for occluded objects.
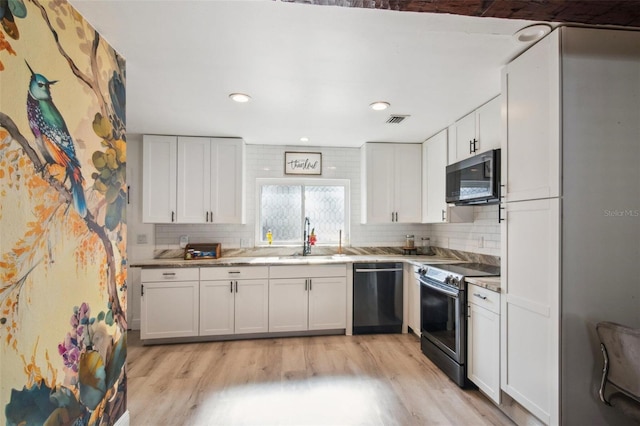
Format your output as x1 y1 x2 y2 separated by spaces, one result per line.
280 0 640 27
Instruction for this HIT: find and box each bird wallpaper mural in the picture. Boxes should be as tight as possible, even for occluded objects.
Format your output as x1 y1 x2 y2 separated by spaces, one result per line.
0 0 127 424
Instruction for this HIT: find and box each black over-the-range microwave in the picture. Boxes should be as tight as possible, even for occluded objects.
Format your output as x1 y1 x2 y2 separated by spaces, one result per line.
446 149 501 205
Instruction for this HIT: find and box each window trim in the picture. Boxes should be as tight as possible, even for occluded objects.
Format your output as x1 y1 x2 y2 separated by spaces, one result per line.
255 177 350 247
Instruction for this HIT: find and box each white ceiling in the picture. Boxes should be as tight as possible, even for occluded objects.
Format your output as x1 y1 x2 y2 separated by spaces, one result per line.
69 0 546 147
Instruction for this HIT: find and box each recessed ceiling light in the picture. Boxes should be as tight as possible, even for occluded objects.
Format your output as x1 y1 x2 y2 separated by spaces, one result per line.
300 137 309 142
370 101 390 111
514 24 552 43
229 93 251 103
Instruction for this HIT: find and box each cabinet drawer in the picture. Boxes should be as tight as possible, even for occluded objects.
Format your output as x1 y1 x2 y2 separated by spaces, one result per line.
467 283 500 314
200 266 269 281
270 264 347 279
141 268 199 282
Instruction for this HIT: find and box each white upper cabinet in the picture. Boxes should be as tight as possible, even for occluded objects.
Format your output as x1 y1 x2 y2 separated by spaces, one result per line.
448 96 501 164
422 129 473 224
177 136 245 224
142 135 177 223
502 32 561 202
143 135 245 224
362 143 422 224
177 136 211 223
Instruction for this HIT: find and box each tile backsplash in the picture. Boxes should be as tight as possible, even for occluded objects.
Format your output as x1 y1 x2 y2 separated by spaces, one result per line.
128 138 500 259
428 204 501 257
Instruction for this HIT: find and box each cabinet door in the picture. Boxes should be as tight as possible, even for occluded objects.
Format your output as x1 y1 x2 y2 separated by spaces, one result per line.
422 131 474 224
423 130 448 223
407 265 421 336
211 138 244 224
476 96 501 153
268 278 308 332
501 198 560 425
141 280 199 339
199 280 234 336
502 31 560 202
363 143 395 223
142 135 177 223
234 279 269 334
468 302 500 404
454 111 476 162
308 276 346 330
177 136 210 223
393 144 422 223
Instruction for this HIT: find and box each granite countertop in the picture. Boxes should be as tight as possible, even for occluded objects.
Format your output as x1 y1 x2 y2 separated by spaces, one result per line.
465 276 501 293
129 254 459 268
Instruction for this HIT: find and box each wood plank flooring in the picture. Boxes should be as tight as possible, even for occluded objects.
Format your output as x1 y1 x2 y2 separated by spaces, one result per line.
127 332 514 425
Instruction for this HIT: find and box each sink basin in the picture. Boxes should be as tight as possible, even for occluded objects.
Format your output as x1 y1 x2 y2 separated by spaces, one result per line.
277 255 344 262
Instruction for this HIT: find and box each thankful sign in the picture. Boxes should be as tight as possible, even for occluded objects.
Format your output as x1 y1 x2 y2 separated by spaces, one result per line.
284 152 322 175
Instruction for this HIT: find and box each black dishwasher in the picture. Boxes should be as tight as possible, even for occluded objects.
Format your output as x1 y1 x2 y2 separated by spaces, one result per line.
353 263 403 334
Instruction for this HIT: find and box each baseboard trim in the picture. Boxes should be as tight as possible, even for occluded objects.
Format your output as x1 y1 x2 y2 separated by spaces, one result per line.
114 410 130 426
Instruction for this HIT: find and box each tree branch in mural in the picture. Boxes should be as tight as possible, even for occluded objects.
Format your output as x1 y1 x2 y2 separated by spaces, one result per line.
0 1 127 338
0 110 126 333
31 0 108 119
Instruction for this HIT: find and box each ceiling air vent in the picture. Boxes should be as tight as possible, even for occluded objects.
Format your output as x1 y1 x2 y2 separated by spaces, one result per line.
386 114 409 124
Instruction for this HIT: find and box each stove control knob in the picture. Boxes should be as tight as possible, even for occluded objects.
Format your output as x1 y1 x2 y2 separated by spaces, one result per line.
450 277 460 286
444 275 452 284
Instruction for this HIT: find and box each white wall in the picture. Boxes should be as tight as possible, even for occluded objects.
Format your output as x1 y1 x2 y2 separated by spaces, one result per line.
147 142 433 249
126 135 501 256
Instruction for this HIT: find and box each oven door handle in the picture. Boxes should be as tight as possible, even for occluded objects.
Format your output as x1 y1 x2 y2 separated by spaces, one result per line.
355 268 403 273
420 278 460 298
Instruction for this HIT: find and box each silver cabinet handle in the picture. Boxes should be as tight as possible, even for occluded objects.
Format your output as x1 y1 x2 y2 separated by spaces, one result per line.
441 209 446 222
305 279 308 291
235 281 238 293
171 211 175 222
230 281 233 293
228 271 241 274
206 211 209 222
309 279 312 291
473 292 488 300
162 272 176 275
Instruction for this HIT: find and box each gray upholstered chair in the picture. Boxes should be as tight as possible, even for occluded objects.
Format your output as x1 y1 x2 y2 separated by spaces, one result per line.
596 321 640 422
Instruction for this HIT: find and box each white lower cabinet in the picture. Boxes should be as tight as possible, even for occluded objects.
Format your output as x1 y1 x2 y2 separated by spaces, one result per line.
467 283 501 404
141 268 200 339
407 264 421 336
269 264 347 332
200 266 269 336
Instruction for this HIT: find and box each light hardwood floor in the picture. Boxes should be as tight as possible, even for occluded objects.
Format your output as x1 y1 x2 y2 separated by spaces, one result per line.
127 332 514 425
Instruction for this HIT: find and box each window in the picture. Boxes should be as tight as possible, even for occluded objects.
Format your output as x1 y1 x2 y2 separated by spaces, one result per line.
257 178 349 246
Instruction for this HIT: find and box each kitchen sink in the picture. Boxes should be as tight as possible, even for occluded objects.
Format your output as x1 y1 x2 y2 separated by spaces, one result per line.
278 255 344 262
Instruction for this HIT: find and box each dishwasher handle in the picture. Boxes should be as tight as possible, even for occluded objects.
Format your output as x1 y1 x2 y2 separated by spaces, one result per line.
355 268 403 273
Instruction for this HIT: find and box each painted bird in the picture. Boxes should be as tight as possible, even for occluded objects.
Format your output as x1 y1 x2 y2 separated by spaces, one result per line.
26 62 87 218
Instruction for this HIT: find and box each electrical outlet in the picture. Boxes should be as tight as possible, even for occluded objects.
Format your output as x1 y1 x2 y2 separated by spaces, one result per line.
136 234 148 244
179 235 189 248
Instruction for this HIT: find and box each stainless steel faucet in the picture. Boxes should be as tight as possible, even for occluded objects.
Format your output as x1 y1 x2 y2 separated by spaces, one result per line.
303 217 311 256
